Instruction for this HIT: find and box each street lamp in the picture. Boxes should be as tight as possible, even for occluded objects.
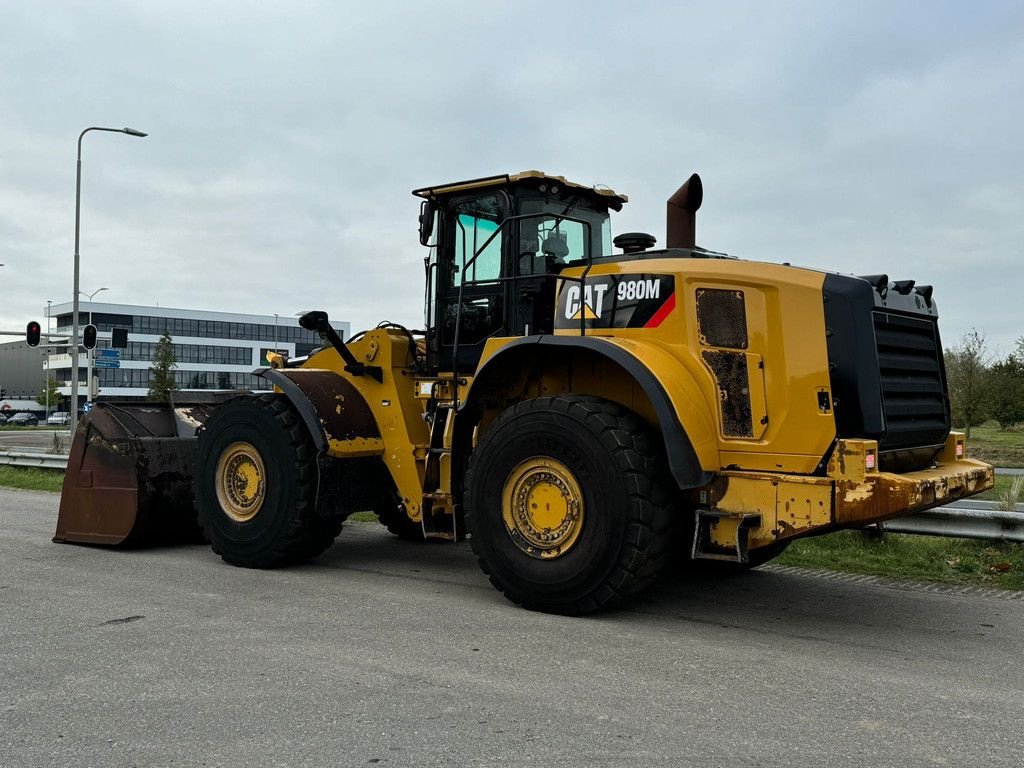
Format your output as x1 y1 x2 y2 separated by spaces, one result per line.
71 126 147 435
45 299 52 423
78 287 109 406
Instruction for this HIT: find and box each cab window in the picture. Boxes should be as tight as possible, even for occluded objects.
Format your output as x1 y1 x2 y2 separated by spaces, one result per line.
453 194 504 283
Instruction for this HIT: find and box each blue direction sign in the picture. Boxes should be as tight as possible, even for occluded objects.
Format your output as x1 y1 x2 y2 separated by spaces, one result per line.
93 359 120 369
95 348 121 359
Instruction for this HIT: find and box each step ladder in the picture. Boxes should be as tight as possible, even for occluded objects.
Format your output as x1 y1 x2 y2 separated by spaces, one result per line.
420 401 458 540
691 509 762 564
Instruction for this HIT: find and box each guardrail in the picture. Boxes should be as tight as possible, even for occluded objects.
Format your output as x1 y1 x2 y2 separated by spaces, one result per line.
0 450 70 470
2 450 1022 542
881 502 1024 543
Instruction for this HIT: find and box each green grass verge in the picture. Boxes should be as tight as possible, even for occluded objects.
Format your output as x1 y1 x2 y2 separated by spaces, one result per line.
965 424 1024 468
777 530 1024 590
0 466 64 493
973 474 1024 505
348 511 377 523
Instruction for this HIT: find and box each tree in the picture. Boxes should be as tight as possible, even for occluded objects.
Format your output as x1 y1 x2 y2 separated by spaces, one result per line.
988 353 1024 430
37 376 60 409
148 332 178 402
944 330 990 438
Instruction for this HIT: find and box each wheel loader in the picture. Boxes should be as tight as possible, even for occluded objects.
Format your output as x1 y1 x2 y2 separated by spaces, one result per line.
52 170 994 614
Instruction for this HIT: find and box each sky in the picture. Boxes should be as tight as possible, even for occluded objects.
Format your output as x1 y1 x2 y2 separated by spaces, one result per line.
1 1 1022 355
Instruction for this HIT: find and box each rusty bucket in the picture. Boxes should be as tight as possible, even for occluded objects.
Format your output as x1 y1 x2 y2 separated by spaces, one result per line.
55 397 219 547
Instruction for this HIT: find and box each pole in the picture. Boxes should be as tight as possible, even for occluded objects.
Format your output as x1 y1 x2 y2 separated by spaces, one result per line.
87 302 93 405
45 300 52 423
274 313 279 353
72 132 82 435
70 126 146 436
80 287 108 406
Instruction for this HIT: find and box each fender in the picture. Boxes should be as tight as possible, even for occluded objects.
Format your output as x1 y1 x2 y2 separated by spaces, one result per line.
466 335 716 490
256 368 383 458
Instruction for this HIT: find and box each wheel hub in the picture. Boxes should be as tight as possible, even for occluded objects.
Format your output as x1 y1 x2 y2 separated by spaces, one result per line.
215 441 266 522
502 457 585 559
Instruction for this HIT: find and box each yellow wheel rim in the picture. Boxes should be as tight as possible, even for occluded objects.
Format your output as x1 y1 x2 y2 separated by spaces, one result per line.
501 457 585 560
215 441 266 522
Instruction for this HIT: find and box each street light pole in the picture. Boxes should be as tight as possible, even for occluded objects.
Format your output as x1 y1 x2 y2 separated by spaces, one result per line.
45 300 52 423
78 287 109 406
71 126 147 436
274 313 279 353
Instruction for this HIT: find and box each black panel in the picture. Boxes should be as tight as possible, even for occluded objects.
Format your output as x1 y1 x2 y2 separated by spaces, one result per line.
822 273 950 472
822 274 885 441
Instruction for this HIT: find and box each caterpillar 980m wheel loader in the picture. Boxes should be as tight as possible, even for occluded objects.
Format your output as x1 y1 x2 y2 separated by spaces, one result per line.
53 171 994 614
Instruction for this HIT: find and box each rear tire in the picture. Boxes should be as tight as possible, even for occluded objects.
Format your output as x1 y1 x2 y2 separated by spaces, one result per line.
465 395 677 615
196 394 341 567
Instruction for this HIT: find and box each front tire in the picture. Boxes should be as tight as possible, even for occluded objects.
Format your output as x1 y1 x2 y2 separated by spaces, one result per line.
196 394 341 567
465 396 677 615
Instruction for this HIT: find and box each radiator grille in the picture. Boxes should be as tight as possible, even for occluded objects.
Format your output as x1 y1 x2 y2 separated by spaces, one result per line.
873 311 949 450
702 350 753 437
696 289 747 349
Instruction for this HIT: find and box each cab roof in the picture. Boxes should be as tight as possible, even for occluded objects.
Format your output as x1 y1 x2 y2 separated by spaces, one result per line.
412 170 628 205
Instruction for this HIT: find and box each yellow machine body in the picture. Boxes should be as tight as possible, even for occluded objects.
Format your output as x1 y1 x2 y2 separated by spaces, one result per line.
53 169 994 613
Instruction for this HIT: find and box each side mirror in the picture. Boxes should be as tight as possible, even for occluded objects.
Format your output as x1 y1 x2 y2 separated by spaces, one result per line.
418 200 436 246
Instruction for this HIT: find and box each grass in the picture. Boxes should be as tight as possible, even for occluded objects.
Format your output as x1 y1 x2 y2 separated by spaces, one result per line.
0 424 58 431
974 474 1015 502
965 423 1024 468
0 466 65 493
777 530 1024 591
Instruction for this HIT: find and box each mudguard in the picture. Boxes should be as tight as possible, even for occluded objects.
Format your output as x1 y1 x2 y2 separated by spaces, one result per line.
255 368 384 458
466 335 716 490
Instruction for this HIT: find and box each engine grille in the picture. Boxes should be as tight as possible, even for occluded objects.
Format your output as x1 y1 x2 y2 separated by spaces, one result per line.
696 289 748 349
873 311 949 451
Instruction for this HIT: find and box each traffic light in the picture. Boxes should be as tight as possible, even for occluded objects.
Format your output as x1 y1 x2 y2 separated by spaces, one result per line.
111 327 128 349
82 324 97 350
26 321 41 347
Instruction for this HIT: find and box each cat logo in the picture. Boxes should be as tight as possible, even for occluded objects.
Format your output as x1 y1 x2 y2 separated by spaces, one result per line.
564 284 610 320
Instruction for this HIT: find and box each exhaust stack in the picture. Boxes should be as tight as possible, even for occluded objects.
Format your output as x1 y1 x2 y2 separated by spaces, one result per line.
666 173 703 249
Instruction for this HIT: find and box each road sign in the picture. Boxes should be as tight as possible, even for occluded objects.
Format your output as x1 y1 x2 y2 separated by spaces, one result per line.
93 359 120 369
95 348 121 359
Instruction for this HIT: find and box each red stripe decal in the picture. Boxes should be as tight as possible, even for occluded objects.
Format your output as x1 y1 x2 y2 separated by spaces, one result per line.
644 292 676 328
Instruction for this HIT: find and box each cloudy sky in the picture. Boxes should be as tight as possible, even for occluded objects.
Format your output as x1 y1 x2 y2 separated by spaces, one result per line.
1 1 1021 354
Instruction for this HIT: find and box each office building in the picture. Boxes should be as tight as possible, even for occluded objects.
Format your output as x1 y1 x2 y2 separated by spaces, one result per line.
44 301 347 405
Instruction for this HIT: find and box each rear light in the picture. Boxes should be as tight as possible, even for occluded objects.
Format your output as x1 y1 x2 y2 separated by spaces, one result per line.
865 451 876 471
956 442 964 458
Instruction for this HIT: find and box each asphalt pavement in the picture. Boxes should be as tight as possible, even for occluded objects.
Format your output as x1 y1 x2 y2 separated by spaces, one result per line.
1 488 1022 767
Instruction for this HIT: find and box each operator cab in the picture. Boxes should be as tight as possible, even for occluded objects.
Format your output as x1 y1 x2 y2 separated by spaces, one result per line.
414 171 626 373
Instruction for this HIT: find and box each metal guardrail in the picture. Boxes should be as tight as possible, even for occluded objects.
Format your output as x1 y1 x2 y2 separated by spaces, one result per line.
882 503 1024 543
0 450 70 470
2 449 1022 542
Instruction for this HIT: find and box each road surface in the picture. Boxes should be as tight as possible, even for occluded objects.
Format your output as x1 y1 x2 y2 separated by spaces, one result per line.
1 488 1021 767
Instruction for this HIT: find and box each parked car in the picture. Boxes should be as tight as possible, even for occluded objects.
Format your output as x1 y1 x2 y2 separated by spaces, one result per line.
47 412 71 426
0 413 8 425
8 413 39 426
